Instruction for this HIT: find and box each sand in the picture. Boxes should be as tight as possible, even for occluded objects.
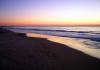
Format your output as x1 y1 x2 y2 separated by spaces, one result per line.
26 32 100 59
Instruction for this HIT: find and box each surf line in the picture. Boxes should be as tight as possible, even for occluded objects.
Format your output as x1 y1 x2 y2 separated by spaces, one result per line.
26 32 100 59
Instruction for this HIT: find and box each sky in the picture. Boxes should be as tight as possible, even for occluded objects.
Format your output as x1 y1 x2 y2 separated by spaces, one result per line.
0 0 100 26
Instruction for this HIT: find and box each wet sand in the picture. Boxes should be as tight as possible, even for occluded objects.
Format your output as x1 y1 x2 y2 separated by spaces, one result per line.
27 32 100 59
0 28 100 70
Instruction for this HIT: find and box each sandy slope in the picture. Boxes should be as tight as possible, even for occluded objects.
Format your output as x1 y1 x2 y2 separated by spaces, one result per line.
26 32 100 59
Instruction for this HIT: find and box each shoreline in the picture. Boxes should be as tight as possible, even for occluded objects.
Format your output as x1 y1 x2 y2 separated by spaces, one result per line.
1 28 100 70
26 32 100 59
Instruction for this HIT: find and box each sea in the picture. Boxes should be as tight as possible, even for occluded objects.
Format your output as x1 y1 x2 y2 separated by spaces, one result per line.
4 26 100 49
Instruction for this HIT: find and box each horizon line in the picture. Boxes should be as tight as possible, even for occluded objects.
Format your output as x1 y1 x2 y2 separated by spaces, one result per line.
0 25 100 27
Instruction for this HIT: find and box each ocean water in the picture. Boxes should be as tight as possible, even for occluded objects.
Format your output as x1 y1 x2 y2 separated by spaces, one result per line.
5 26 100 49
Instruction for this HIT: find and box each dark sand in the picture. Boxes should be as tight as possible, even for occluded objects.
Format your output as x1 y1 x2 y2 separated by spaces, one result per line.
0 28 100 70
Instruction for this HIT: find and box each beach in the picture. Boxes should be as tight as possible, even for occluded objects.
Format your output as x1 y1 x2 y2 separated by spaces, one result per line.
0 28 100 70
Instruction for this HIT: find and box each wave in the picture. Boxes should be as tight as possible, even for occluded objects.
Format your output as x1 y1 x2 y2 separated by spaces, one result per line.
5 27 100 40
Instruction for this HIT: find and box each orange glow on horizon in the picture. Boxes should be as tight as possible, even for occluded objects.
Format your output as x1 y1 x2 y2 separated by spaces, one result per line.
0 17 100 26
0 22 100 26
